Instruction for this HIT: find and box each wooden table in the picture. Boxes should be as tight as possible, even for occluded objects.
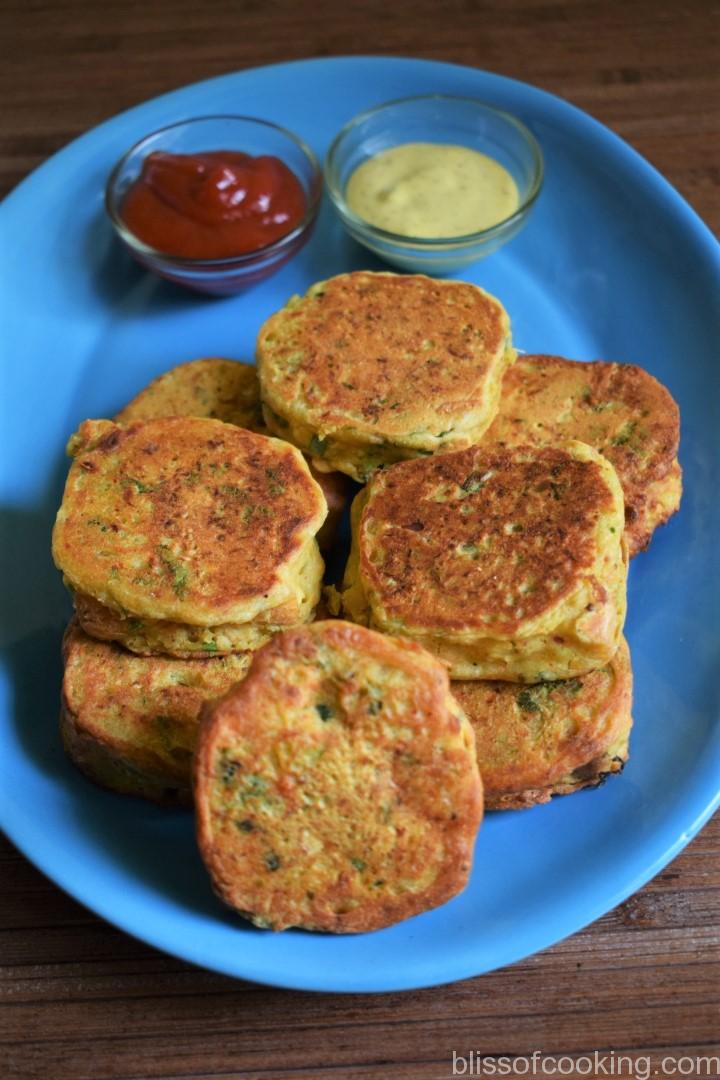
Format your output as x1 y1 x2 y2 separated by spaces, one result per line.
2 3 718 1077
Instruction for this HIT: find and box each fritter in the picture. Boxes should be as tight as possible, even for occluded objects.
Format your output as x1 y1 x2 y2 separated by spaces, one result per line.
52 417 327 657
115 356 265 430
61 620 251 805
257 271 515 482
338 441 627 681
117 356 350 552
484 354 682 555
453 637 633 809
194 620 483 933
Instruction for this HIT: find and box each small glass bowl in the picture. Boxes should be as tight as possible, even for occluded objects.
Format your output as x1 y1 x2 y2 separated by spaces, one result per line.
105 116 323 296
325 95 544 274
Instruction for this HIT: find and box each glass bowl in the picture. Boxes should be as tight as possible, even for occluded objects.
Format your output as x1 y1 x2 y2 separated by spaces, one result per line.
105 116 323 296
324 95 544 274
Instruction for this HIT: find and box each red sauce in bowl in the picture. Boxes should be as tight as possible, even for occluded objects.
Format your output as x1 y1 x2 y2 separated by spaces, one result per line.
121 150 307 260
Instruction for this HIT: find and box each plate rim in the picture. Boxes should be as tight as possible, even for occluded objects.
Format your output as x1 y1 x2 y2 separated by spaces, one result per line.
1 54 719 993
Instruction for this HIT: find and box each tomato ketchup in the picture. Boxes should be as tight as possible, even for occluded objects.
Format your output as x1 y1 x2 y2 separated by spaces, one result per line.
121 150 307 259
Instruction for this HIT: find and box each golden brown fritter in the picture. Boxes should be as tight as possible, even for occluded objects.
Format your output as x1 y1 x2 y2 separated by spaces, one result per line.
116 356 350 552
52 417 326 656
485 354 682 555
116 357 265 430
61 620 252 804
258 271 514 481
453 637 633 809
194 620 483 933
339 441 627 681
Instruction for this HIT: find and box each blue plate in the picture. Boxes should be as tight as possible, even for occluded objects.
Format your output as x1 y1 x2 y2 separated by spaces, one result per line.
1 57 718 993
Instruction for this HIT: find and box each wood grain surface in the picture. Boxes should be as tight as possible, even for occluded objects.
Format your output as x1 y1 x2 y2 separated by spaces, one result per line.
1 1 718 1078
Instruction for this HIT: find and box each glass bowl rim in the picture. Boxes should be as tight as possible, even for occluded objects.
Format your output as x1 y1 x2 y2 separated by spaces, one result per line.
104 114 323 268
324 93 544 249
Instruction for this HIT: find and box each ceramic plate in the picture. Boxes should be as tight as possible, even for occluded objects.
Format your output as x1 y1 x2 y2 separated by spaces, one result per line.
1 57 718 992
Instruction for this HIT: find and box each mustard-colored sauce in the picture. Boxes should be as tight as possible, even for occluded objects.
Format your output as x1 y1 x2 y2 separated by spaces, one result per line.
345 142 520 239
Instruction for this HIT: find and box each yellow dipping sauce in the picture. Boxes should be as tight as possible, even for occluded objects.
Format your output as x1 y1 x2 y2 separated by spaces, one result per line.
345 142 520 239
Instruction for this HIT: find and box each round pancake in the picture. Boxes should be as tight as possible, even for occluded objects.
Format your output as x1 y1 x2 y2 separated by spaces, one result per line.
453 637 633 809
340 440 627 681
61 620 252 804
194 620 483 933
116 356 349 553
484 354 682 555
52 417 327 653
257 271 515 482
115 356 265 430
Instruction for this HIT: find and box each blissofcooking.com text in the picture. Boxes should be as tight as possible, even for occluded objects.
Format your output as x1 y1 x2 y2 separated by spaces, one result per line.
451 1051 720 1079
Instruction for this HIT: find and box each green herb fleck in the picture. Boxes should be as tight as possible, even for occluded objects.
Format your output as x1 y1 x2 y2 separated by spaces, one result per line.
315 703 334 722
201 641 218 654
611 421 637 447
265 467 285 496
517 689 541 713
351 858 366 872
123 476 156 494
236 819 255 832
264 852 281 871
158 546 189 599
220 758 238 784
87 517 110 532
368 699 382 716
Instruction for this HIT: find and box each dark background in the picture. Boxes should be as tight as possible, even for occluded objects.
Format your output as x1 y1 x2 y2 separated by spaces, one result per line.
2 2 718 1078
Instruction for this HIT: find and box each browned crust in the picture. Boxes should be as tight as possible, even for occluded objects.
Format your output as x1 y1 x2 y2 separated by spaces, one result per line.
258 271 510 439
358 443 618 635
484 751 628 810
60 699 194 806
453 637 633 800
60 620 252 804
486 354 682 555
194 620 483 933
115 357 265 430
116 357 348 553
52 417 326 624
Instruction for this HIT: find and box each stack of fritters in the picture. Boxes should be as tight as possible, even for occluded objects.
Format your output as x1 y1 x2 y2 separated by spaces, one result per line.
335 439 634 807
54 416 326 654
51 267 684 932
53 408 328 801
